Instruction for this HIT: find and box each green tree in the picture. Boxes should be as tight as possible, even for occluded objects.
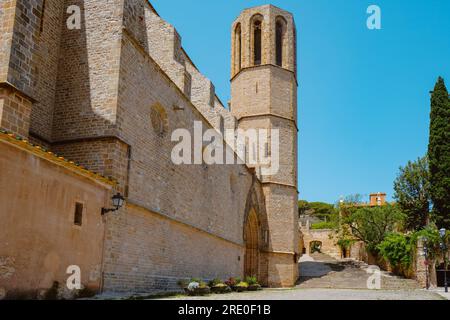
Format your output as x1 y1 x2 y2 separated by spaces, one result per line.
340 204 405 253
377 226 443 276
308 202 338 221
298 200 337 221
377 233 413 272
428 77 450 228
393 156 430 231
342 194 364 205
298 200 310 216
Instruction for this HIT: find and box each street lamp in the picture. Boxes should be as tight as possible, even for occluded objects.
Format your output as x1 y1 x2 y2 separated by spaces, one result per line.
102 193 125 215
439 228 448 293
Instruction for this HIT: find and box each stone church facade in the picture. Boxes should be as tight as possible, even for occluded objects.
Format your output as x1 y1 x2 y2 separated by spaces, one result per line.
0 0 299 296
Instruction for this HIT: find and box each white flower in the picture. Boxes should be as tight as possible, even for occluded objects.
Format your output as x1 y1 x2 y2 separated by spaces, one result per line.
187 282 200 291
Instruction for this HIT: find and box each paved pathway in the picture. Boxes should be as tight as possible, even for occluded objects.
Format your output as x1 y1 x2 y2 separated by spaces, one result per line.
160 253 446 300
297 253 421 290
164 288 443 300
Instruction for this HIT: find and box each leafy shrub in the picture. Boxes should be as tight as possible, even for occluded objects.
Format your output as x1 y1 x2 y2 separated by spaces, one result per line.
236 282 248 288
225 277 237 287
340 204 405 253
210 283 231 294
377 226 445 276
188 278 208 289
311 221 336 230
245 276 258 286
208 278 223 287
377 233 413 271
187 282 199 292
337 238 355 249
177 279 189 289
234 282 248 292
44 281 60 300
411 227 442 260
186 280 210 296
77 287 96 299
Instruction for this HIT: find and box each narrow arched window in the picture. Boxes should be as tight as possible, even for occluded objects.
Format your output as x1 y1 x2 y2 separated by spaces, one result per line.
150 104 168 137
234 24 242 72
39 0 47 34
293 26 297 74
275 18 286 67
275 21 284 67
253 20 262 65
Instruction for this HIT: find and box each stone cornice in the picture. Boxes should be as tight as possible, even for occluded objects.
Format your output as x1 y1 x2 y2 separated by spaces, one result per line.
238 113 299 132
261 181 299 194
230 63 298 86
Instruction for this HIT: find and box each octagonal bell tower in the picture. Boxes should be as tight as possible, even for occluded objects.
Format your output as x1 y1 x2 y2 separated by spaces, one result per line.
230 5 299 287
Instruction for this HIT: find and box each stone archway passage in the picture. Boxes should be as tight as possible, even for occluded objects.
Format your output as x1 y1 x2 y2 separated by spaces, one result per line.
244 208 260 279
309 241 323 254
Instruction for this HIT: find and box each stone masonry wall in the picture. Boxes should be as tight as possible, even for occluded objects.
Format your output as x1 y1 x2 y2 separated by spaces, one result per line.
230 5 299 287
4 0 42 97
115 32 254 245
0 138 111 299
141 1 234 136
0 85 32 137
99 15 268 291
1 0 299 293
52 0 123 142
143 2 186 93
102 204 245 293
231 5 296 78
28 0 65 142
0 0 16 82
52 138 130 194
301 228 341 259
413 237 441 289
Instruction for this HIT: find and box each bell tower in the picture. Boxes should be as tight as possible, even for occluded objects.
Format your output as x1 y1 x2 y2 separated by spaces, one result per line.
230 5 299 287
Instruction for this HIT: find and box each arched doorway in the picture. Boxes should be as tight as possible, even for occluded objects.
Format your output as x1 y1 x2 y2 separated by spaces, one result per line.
309 241 322 254
244 208 260 278
341 247 349 258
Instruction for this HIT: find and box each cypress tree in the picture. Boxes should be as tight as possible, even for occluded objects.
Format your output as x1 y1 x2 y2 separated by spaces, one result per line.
428 77 450 228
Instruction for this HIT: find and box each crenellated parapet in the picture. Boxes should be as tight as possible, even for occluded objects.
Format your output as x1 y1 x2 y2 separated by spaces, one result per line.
124 0 237 135
140 2 189 95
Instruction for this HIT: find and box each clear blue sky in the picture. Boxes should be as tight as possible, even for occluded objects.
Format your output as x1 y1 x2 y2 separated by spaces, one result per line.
151 0 450 204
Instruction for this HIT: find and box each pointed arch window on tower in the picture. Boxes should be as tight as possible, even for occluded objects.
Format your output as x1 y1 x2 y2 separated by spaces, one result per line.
234 23 242 72
293 26 297 74
275 19 286 67
253 20 262 66
39 0 47 34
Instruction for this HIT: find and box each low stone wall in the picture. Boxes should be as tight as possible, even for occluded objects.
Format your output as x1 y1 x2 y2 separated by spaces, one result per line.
301 229 341 259
350 237 441 289
414 238 438 288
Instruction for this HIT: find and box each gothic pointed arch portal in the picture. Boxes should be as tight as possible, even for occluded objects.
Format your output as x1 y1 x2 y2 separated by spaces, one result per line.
242 178 269 285
244 208 259 278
